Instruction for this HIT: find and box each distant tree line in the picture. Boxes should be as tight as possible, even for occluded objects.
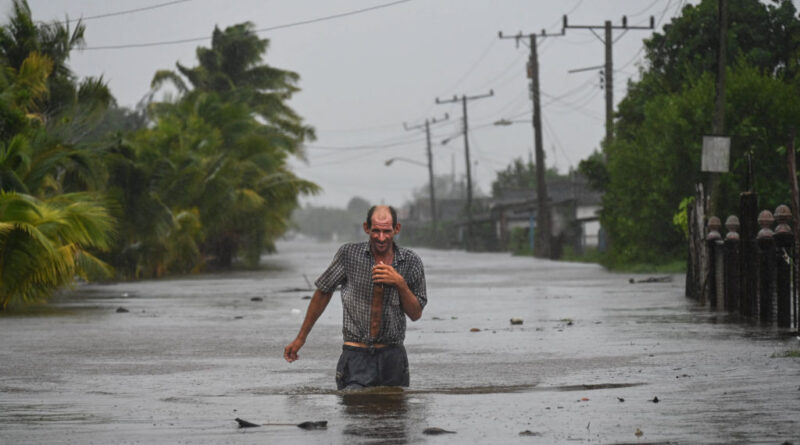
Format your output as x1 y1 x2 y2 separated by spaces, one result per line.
0 0 316 309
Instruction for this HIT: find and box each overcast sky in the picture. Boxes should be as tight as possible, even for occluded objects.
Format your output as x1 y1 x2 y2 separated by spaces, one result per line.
15 0 704 208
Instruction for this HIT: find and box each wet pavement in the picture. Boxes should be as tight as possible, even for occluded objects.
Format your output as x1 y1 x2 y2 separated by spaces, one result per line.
1 239 798 444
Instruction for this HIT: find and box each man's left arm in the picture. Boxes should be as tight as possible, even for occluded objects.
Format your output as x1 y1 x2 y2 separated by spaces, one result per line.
372 262 424 321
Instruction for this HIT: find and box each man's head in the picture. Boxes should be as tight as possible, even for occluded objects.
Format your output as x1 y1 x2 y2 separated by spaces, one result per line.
363 205 400 255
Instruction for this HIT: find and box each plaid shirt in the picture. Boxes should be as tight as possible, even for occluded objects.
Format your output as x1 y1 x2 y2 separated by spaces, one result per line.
315 241 427 345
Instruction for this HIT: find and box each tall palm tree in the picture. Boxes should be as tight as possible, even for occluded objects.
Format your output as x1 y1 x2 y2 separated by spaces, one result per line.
146 24 318 268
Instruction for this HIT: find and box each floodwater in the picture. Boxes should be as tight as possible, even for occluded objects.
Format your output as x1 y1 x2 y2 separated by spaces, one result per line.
1 239 798 444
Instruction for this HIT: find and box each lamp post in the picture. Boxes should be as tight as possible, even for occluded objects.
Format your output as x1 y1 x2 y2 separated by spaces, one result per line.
385 157 437 231
494 118 552 258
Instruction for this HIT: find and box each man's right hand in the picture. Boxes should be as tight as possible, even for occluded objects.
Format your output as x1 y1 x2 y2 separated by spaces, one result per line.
284 337 305 362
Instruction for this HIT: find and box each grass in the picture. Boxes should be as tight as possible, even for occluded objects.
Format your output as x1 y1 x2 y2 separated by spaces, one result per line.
771 350 800 358
560 246 687 274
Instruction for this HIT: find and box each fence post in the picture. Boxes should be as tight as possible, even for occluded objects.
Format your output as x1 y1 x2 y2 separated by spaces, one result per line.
706 217 722 308
740 192 759 317
774 205 794 328
757 210 776 323
724 215 741 313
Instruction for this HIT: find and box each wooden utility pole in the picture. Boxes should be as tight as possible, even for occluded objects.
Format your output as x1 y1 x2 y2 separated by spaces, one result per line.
563 15 654 149
403 113 449 234
708 0 728 217
499 29 564 258
436 91 493 251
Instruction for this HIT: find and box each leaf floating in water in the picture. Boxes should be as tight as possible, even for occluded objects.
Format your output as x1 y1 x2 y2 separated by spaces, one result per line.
423 427 456 435
297 421 327 430
235 418 260 428
519 430 541 436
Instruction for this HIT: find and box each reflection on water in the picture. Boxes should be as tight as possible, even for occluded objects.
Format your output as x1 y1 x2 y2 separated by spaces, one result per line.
339 388 417 444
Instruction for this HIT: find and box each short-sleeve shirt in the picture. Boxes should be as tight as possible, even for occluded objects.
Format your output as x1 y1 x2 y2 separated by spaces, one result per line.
315 241 427 345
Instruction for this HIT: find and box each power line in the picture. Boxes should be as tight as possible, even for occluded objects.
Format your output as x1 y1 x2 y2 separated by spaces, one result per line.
83 0 413 50
40 0 192 24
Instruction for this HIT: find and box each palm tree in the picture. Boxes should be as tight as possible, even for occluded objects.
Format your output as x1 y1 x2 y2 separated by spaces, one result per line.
0 191 115 309
145 24 319 268
151 21 315 153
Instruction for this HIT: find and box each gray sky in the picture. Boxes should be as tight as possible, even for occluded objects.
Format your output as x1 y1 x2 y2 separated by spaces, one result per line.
18 0 696 208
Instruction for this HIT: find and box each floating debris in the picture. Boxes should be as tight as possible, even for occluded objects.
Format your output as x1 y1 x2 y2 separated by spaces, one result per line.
116 307 129 313
510 318 523 325
251 297 263 302
423 427 456 435
629 276 672 284
235 418 260 428
650 396 660 403
469 328 481 332
234 418 327 429
519 430 541 436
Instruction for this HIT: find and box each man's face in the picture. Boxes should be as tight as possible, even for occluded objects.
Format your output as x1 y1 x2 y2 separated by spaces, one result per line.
364 211 399 255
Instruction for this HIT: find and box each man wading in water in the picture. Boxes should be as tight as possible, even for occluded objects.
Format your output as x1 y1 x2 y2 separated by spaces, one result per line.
284 205 427 389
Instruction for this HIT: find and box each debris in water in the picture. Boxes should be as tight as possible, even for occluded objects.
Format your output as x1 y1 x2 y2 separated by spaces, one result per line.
617 397 625 402
432 316 443 320
579 397 589 402
235 418 260 428
234 418 328 429
510 318 523 325
650 396 660 403
116 307 129 313
302 295 311 300
635 427 643 438
297 421 327 430
234 316 243 319
423 427 456 435
629 276 672 284
518 430 541 436
251 297 263 302
470 328 481 332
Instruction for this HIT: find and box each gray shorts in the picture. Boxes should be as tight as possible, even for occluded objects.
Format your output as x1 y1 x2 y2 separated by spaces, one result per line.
336 344 409 390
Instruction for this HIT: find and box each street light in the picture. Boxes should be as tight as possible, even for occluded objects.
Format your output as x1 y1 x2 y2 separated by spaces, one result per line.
384 157 428 167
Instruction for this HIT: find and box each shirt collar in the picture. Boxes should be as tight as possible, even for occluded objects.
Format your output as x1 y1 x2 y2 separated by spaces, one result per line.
361 241 406 263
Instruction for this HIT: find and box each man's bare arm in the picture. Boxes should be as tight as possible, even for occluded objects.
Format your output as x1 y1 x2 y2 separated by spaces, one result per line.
283 289 333 362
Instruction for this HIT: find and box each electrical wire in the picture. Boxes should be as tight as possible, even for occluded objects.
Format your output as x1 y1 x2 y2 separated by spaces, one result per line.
47 0 193 24
83 0 413 50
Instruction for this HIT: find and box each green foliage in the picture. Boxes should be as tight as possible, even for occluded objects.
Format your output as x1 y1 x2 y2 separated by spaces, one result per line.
0 2 315 307
577 150 608 192
491 157 565 198
0 191 114 309
673 197 694 240
600 0 800 266
507 226 533 256
126 22 318 272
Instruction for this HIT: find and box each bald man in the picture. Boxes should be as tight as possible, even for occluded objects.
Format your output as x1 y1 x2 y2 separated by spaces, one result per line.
284 205 428 389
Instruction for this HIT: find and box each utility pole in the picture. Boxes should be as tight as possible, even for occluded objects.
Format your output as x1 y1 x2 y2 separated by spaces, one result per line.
708 0 728 217
499 29 564 258
436 90 494 251
403 113 449 236
563 15 654 149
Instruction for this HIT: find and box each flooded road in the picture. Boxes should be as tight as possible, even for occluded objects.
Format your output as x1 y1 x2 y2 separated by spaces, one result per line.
1 239 798 444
